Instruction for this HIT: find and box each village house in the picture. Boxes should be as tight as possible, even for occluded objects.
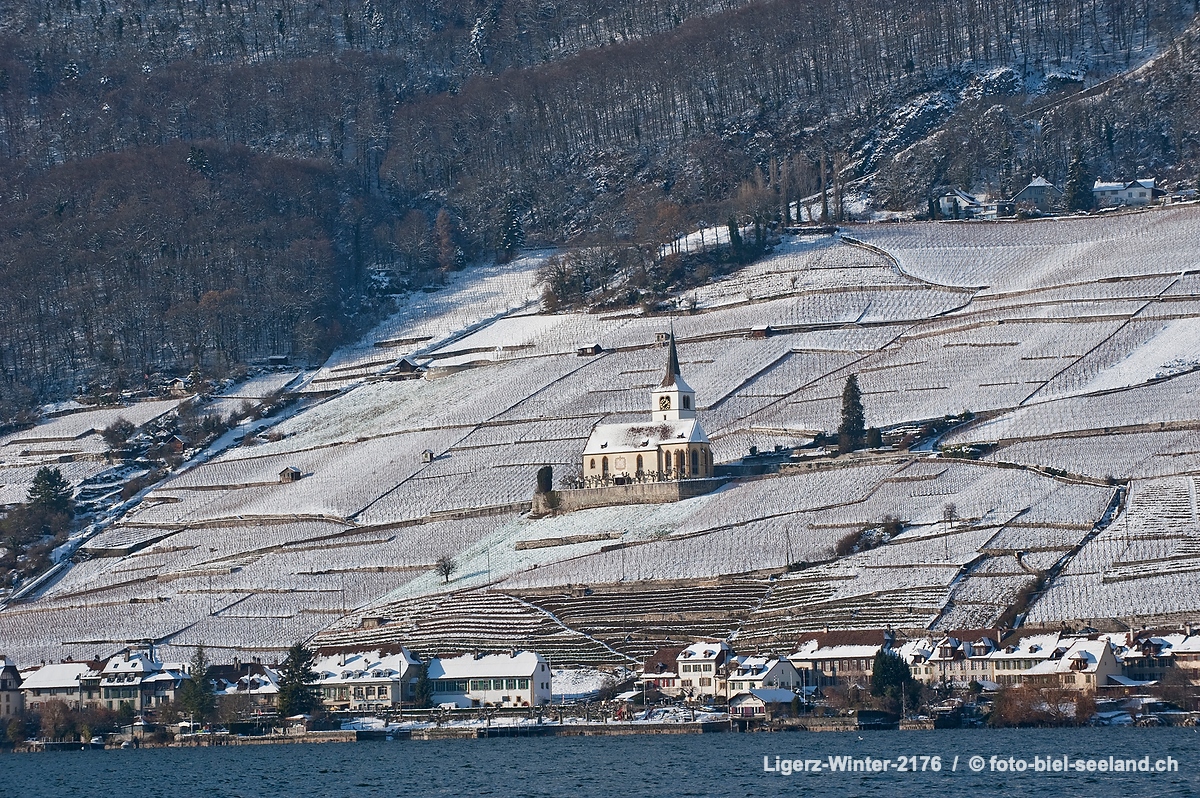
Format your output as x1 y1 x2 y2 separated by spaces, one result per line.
582 332 714 483
640 646 684 695
1093 178 1166 207
1163 631 1200 683
789 631 891 689
729 687 800 718
675 641 731 699
725 655 804 696
425 650 551 708
913 631 1001 688
19 660 104 711
986 631 1062 687
1011 175 1063 212
1022 637 1121 692
1120 634 1176 683
937 189 982 219
1 656 23 718
209 661 281 707
99 649 188 711
313 649 421 711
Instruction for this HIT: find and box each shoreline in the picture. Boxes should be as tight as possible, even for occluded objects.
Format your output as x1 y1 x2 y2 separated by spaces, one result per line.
13 714 1190 751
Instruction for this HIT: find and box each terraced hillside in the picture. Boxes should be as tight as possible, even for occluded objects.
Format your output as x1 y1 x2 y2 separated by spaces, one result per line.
2 210 1199 666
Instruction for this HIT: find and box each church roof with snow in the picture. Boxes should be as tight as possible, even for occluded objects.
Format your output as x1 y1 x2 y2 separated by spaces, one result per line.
583 419 708 456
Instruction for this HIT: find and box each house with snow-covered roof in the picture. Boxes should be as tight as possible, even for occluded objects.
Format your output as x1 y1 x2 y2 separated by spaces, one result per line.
1023 637 1120 692
788 631 892 688
725 656 803 696
729 687 800 718
1162 631 1200 683
988 631 1062 687
1012 175 1063 212
209 662 281 707
98 649 188 711
675 641 731 699
19 660 104 711
938 189 982 219
581 332 714 484
425 650 551 708
313 649 420 710
916 631 1001 688
1093 178 1166 207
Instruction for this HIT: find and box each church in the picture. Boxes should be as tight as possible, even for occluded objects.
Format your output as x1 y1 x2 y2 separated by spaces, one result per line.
582 332 714 482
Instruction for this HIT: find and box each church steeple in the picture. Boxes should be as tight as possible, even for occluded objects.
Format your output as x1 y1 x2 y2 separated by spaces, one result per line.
660 332 682 388
650 331 695 421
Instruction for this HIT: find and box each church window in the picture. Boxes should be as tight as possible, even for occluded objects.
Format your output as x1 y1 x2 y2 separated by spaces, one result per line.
590 458 595 470
674 451 684 474
682 395 691 409
636 454 643 472
691 450 699 474
602 456 609 476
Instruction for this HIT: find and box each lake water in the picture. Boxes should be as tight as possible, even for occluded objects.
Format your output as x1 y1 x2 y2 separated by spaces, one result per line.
3 727 1199 797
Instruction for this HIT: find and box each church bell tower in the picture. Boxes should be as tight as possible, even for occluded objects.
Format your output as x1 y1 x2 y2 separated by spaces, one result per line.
649 332 696 422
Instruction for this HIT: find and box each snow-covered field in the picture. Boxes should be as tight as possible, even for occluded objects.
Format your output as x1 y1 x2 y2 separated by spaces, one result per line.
4 208 1200 667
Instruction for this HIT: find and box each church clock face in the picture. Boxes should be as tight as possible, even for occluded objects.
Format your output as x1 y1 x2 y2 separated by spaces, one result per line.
659 395 671 410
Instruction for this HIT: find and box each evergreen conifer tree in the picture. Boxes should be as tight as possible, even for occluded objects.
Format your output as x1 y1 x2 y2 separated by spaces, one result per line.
276 642 319 718
837 374 866 454
726 217 743 258
1064 149 1094 212
870 650 913 700
499 200 525 262
179 645 215 723
28 466 73 517
414 661 433 708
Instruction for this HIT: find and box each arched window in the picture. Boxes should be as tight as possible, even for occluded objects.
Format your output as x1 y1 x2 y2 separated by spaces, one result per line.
636 454 644 473
691 449 699 474
589 458 596 471
602 456 609 476
674 450 684 475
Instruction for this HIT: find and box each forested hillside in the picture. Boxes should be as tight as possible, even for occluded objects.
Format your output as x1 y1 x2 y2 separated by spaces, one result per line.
0 0 1197 413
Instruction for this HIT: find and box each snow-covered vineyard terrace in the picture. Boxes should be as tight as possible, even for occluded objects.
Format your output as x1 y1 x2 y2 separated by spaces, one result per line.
2 209 1200 682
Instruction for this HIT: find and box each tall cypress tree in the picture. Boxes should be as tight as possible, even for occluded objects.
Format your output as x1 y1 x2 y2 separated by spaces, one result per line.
1064 149 1094 212
837 374 866 454
414 661 433 709
499 200 525 263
